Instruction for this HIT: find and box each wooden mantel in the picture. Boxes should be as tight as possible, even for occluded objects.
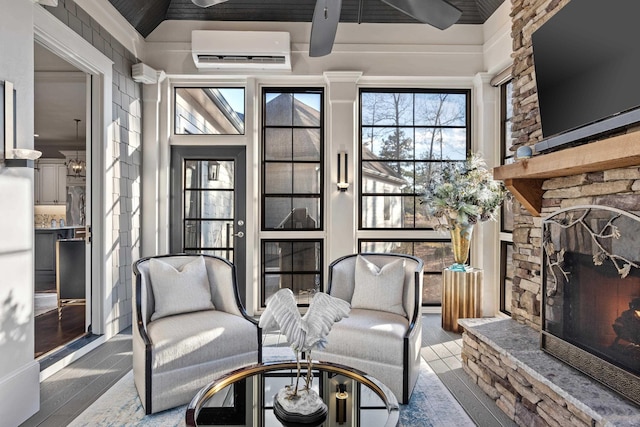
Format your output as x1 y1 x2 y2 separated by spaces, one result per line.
493 129 640 216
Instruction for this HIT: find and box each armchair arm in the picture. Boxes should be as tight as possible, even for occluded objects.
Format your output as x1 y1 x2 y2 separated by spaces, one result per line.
404 266 424 341
132 260 153 348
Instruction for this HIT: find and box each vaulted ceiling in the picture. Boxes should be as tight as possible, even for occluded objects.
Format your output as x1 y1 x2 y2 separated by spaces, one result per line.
108 0 506 38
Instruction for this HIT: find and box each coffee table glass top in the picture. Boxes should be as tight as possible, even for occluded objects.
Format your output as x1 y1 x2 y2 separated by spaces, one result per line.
186 361 399 427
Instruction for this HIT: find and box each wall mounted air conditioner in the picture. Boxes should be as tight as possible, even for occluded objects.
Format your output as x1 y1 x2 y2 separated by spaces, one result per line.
192 30 291 71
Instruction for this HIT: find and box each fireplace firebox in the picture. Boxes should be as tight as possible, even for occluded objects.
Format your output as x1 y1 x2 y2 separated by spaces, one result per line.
542 206 640 406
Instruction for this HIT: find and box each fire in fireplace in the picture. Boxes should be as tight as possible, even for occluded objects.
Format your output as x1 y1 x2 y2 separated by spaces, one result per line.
542 205 640 406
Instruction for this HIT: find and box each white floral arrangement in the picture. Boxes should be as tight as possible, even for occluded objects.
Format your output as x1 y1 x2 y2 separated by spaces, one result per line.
421 154 508 230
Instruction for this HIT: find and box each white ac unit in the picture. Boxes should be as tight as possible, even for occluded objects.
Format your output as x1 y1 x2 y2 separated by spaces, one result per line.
192 30 291 71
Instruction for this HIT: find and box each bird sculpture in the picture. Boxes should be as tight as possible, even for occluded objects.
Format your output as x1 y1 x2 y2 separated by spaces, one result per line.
259 288 351 398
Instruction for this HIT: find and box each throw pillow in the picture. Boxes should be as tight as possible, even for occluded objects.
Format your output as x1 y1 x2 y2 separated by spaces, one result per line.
149 256 214 321
351 255 406 317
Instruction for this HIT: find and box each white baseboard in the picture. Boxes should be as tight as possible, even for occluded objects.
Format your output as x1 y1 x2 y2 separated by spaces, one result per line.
422 306 442 314
0 361 40 426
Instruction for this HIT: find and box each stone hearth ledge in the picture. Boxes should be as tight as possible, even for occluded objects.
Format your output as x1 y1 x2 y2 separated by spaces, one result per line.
458 318 640 427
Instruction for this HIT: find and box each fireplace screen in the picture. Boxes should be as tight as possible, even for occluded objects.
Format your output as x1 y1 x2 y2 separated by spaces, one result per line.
542 205 640 405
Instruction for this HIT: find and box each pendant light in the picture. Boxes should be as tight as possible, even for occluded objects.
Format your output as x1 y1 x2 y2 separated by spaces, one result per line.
66 118 85 177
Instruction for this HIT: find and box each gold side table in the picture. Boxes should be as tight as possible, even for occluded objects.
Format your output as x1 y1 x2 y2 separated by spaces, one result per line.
442 267 483 332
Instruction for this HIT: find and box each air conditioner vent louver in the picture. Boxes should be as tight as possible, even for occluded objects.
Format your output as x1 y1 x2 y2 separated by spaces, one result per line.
196 55 287 65
192 30 291 71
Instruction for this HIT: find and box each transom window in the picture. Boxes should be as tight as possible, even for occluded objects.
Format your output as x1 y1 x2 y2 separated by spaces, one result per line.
174 87 245 135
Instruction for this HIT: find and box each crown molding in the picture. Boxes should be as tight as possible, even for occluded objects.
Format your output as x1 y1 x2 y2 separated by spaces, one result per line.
74 0 146 61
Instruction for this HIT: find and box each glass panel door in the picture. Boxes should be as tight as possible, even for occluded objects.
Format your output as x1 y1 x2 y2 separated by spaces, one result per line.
171 146 247 302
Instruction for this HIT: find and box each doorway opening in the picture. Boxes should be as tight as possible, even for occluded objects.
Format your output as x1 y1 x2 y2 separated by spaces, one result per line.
33 41 92 361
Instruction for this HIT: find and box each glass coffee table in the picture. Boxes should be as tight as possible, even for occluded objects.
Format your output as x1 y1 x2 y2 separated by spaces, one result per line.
186 361 399 427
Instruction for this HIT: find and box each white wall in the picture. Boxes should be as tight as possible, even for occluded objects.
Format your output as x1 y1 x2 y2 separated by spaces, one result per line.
145 20 486 77
0 0 144 422
483 0 513 74
0 0 40 424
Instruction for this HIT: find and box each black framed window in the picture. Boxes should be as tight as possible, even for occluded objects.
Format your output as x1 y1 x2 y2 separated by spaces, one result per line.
500 241 514 316
262 88 324 230
499 79 514 315
358 89 471 307
261 240 323 307
359 89 471 230
260 88 324 308
181 158 236 260
358 240 456 306
500 80 515 233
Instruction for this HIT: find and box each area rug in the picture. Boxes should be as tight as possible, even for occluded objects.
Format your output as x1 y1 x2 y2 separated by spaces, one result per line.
69 347 473 427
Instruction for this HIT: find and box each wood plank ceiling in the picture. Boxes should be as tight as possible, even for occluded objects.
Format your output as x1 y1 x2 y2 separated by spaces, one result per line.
108 0 506 38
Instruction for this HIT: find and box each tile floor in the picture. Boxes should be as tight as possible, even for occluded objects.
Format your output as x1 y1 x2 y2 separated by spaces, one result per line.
421 315 516 427
21 314 517 427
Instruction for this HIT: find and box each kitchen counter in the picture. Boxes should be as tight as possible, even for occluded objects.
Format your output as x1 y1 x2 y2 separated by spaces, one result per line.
35 225 85 230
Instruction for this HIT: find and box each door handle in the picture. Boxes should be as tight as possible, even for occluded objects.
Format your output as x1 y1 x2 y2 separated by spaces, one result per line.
233 231 244 238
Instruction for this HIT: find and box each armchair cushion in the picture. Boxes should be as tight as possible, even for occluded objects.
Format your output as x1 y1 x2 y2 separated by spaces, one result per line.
318 308 408 366
147 310 258 373
352 255 406 317
149 256 214 321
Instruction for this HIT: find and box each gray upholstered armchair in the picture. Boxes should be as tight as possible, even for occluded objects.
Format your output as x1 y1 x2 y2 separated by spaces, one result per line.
132 254 261 414
313 253 423 404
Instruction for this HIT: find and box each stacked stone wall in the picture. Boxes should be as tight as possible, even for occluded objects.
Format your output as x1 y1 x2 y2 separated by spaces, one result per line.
508 0 571 328
462 329 607 427
468 1 640 423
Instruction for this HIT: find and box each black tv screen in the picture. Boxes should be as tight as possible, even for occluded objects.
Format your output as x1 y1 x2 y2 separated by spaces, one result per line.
532 0 640 151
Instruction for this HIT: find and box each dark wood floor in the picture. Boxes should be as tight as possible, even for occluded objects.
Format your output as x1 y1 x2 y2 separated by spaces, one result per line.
35 305 86 358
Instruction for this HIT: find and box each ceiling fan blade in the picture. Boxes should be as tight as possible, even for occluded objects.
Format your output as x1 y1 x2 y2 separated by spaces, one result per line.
309 0 343 57
381 0 462 30
191 0 229 7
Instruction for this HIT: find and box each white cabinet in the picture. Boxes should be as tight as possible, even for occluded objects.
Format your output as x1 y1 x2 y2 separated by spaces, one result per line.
35 160 67 205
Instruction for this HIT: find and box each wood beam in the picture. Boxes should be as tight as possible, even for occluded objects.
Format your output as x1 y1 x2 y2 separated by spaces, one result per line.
494 129 640 217
504 178 545 216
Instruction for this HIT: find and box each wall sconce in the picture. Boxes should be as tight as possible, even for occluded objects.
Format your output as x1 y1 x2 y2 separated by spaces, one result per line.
337 151 349 192
208 161 220 181
2 80 41 167
335 384 348 424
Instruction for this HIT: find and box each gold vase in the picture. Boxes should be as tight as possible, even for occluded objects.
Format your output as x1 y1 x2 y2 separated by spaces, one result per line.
448 219 474 270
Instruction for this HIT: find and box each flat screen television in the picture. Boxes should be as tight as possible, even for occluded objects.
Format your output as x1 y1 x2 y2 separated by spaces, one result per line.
531 0 640 152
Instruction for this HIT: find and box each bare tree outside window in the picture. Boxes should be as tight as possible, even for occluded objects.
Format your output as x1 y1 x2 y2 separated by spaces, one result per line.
360 89 469 230
359 89 470 307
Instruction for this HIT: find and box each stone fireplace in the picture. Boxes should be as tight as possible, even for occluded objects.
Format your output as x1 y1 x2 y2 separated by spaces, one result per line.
460 160 640 426
456 0 640 425
542 206 640 406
